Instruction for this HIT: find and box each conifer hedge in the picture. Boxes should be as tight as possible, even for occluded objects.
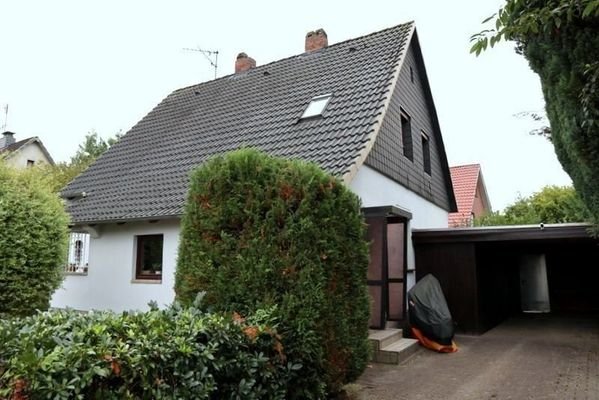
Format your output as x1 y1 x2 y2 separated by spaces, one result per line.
471 0 599 228
0 163 69 318
175 149 370 398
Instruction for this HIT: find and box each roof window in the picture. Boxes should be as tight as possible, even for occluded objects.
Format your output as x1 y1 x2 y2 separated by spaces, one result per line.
301 94 332 119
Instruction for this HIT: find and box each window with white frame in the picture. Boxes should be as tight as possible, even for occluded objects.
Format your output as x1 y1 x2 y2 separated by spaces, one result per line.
300 94 332 119
65 232 90 274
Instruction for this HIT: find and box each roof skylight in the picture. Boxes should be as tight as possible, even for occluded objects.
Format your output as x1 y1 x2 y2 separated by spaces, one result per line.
301 94 332 119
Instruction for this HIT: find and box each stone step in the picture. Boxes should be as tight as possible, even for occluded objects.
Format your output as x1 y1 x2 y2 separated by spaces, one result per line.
373 338 420 365
368 328 403 351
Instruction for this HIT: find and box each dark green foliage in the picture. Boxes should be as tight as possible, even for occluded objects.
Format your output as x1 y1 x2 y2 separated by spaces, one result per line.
175 149 370 398
476 185 589 226
0 163 69 318
0 305 291 399
40 131 122 194
471 1 599 230
69 130 121 167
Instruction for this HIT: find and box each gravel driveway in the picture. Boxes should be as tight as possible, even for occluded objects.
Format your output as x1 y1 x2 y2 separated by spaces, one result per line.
355 314 599 400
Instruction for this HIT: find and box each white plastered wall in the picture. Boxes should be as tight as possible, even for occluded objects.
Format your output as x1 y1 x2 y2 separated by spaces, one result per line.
349 165 449 289
51 219 180 312
51 166 448 312
5 142 52 168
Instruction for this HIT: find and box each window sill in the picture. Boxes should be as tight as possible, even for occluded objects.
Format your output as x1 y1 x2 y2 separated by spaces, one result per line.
131 279 162 284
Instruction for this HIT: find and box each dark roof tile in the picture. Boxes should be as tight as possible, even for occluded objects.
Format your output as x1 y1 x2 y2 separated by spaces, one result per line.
64 22 413 223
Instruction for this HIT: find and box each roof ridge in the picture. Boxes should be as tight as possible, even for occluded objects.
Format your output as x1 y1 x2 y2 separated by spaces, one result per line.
173 21 415 94
451 163 481 169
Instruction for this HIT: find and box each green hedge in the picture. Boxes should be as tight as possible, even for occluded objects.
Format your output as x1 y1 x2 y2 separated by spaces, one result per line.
0 305 294 399
175 149 371 398
0 163 69 318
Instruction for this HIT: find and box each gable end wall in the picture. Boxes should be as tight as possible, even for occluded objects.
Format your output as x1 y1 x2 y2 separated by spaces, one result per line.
365 36 452 211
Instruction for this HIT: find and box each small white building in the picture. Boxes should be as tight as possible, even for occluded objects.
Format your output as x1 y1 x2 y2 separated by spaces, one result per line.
0 131 54 168
52 22 457 329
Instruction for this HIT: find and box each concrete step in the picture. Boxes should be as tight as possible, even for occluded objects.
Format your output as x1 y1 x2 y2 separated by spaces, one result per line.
369 328 420 365
375 338 420 364
368 328 403 352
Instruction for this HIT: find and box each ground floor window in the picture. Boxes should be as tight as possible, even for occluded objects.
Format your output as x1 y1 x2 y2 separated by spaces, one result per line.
135 234 163 280
65 232 90 274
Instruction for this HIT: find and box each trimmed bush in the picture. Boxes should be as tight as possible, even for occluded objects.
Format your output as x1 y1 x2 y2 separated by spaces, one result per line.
0 163 69 318
175 149 371 398
0 305 291 399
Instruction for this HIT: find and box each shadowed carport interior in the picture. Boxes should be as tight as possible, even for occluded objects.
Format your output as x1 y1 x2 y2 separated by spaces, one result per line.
413 224 599 334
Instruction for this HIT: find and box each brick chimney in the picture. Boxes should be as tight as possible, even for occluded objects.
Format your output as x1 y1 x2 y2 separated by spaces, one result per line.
235 52 256 73
0 131 16 149
305 29 328 52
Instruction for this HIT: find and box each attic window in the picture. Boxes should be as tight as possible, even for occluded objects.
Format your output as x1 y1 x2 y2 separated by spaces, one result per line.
421 131 431 175
400 110 413 161
301 94 332 119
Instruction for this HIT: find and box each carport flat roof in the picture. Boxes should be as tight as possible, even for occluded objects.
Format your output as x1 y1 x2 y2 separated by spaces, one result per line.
413 223 594 243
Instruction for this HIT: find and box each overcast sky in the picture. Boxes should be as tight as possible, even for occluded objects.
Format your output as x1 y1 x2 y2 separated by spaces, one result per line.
0 0 572 211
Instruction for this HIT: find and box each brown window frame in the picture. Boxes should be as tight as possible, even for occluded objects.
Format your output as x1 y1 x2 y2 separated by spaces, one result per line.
400 109 413 161
135 234 164 280
421 131 431 175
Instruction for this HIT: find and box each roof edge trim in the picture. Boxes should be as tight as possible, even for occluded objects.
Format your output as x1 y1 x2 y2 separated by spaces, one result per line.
341 23 416 185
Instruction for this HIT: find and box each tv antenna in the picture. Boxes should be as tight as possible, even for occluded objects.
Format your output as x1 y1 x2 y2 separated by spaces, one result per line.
1 104 8 131
183 47 219 79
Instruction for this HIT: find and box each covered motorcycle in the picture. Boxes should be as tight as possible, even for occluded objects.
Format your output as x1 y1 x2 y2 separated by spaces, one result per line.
408 274 458 353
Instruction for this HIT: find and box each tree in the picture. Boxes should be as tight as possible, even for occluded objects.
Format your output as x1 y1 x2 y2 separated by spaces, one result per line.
69 130 121 166
42 131 121 193
471 1 599 229
175 149 370 399
0 162 69 317
475 185 589 226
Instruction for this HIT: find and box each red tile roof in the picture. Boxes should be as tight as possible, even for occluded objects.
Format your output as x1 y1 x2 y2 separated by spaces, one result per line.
448 164 481 227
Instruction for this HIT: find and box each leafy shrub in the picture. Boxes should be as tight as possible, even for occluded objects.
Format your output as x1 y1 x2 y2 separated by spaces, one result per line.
475 185 589 226
175 149 371 398
0 163 69 318
0 304 292 399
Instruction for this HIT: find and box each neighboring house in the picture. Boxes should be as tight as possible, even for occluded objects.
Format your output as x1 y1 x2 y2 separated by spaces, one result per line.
0 131 55 168
0 131 89 273
448 164 492 227
51 23 457 329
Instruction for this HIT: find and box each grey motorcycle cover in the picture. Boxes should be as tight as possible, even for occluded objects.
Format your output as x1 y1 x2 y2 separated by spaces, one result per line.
408 274 455 345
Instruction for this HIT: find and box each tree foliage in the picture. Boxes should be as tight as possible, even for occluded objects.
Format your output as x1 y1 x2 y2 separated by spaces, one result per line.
471 0 599 228
475 185 589 226
42 131 121 193
0 163 69 318
69 130 121 166
175 149 370 399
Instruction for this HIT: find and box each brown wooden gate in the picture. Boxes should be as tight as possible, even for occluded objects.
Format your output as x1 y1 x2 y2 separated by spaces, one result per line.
364 207 411 329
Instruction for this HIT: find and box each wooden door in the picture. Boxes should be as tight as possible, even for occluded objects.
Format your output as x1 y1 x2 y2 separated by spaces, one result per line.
366 215 408 328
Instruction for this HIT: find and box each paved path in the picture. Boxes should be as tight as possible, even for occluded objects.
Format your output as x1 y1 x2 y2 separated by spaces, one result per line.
356 314 599 400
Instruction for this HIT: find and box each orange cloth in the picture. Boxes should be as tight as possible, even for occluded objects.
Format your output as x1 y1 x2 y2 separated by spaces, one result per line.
411 326 458 353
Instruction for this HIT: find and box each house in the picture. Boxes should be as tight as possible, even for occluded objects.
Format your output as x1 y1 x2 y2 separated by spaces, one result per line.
448 163 491 227
51 23 457 329
0 131 55 168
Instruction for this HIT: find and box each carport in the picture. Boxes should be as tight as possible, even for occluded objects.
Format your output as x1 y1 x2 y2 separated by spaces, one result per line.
413 223 599 334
